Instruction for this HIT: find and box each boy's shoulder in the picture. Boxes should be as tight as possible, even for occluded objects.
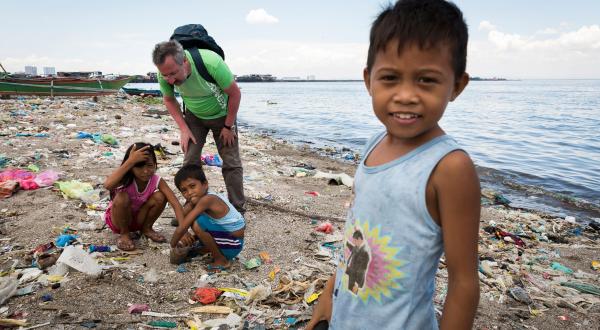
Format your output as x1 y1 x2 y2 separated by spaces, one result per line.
430 148 477 191
200 192 227 205
436 149 474 174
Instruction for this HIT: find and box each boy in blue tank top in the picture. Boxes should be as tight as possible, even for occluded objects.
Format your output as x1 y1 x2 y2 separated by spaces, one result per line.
170 165 245 270
307 1 480 329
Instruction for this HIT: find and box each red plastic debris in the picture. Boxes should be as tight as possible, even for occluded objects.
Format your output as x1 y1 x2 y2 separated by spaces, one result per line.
305 191 320 197
128 304 150 314
31 242 55 255
494 230 526 248
191 287 223 304
315 222 334 234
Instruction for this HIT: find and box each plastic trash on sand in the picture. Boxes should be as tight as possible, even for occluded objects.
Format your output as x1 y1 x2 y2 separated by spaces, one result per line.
100 134 118 146
56 245 102 277
55 180 100 202
314 171 354 187
245 285 271 305
201 153 222 167
33 170 60 187
315 222 334 234
142 268 160 283
128 304 150 314
191 287 223 304
55 234 78 247
0 277 18 305
202 313 242 328
551 262 574 274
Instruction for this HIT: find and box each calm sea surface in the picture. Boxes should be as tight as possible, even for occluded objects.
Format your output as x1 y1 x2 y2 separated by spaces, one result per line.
127 80 600 221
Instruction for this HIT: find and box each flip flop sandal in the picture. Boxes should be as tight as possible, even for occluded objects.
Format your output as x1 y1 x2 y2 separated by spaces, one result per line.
206 263 231 272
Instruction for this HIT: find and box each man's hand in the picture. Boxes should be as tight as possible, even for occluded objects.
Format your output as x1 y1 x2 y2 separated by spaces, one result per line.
180 127 197 153
220 127 236 147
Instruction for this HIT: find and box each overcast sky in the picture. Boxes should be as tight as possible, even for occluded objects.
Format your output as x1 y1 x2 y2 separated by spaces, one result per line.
2 0 599 79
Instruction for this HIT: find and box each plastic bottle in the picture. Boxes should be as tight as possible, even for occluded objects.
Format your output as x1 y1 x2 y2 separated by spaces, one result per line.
77 221 98 231
88 245 111 253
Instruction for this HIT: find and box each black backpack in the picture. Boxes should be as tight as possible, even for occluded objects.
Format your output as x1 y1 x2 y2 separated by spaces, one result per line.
170 24 225 85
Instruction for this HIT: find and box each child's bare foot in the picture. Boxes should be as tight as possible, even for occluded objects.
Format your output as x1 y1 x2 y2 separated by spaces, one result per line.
143 230 166 243
117 235 135 251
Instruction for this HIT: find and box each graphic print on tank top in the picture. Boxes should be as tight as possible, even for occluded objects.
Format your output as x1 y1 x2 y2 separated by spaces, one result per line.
339 217 408 303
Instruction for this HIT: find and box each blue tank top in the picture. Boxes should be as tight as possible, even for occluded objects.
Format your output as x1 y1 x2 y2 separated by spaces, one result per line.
330 132 462 330
197 192 245 232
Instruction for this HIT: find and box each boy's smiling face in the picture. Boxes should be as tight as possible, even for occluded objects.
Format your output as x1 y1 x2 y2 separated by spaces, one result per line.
364 39 468 145
178 177 208 205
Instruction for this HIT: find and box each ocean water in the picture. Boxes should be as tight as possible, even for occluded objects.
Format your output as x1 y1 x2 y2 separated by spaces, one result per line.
126 80 600 222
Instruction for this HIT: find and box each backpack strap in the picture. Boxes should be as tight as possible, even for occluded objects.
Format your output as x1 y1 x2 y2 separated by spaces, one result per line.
188 47 217 85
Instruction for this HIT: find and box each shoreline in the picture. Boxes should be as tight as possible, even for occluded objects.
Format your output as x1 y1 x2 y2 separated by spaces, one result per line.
0 95 598 329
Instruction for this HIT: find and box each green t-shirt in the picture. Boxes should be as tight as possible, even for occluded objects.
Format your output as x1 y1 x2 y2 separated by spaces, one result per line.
158 49 234 119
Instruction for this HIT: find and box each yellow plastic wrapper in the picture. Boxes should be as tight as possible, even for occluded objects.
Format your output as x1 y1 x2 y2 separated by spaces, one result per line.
217 287 248 297
268 266 280 281
305 291 321 304
55 180 99 202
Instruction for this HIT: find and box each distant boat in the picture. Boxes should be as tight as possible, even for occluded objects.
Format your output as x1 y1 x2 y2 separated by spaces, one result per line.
121 87 179 97
0 75 134 97
122 87 163 97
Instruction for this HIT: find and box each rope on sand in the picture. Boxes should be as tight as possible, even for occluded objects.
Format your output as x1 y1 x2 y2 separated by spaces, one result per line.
247 198 346 223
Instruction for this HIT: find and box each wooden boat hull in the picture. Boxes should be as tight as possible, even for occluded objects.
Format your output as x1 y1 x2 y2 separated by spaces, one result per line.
0 76 133 96
122 87 163 97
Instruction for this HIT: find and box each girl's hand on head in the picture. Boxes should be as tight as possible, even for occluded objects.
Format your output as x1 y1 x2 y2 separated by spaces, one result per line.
128 145 151 164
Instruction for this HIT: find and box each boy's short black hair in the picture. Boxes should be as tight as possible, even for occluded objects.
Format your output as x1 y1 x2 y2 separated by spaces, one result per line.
352 230 364 240
174 164 207 189
367 0 468 79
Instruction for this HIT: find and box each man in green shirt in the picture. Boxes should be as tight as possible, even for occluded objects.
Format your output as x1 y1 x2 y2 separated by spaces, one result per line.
152 40 245 214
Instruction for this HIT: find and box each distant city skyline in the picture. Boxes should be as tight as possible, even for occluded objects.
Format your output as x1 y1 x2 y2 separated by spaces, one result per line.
2 1 600 79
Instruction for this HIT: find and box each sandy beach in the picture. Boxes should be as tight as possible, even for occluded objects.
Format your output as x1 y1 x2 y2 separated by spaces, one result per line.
0 94 599 329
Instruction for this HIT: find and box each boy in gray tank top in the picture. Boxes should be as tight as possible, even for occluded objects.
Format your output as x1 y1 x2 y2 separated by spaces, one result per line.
307 1 480 329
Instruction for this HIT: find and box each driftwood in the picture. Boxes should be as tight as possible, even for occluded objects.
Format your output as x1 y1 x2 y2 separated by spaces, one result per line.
247 198 346 223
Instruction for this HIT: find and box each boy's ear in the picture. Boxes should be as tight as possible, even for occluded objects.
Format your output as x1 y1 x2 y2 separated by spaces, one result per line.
451 72 469 101
363 68 372 96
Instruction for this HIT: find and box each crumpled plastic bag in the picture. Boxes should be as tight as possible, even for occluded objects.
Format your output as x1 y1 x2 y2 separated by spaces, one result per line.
0 169 38 190
315 222 334 234
0 277 18 305
314 171 354 187
191 287 223 304
34 170 61 187
56 245 102 277
55 180 100 202
201 153 222 167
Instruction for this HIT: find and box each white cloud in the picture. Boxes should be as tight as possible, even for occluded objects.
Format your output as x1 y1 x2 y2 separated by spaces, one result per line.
246 9 279 25
468 23 600 78
536 27 559 35
485 23 600 52
478 21 496 31
224 40 367 80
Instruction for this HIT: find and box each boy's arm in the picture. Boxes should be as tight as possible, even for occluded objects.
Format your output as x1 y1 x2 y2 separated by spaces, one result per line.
157 179 185 225
434 151 480 330
306 273 336 330
170 195 214 247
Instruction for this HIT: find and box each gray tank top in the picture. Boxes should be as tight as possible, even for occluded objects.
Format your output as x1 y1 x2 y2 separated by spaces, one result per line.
330 132 462 330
